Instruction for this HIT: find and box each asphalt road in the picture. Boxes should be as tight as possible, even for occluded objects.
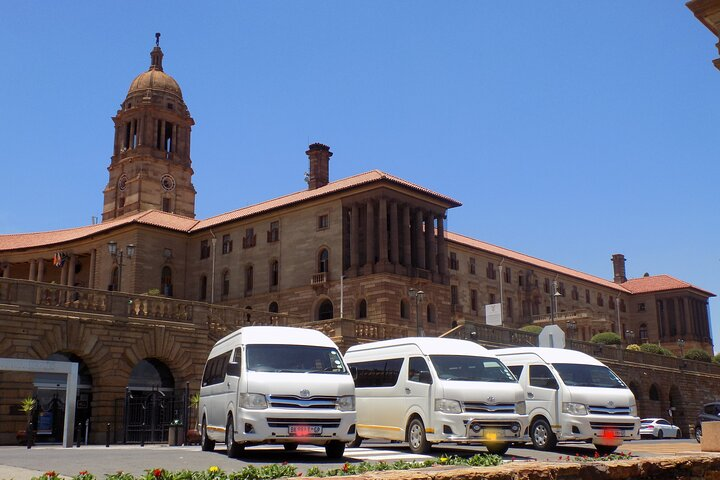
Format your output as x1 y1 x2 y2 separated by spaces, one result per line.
0 439 702 479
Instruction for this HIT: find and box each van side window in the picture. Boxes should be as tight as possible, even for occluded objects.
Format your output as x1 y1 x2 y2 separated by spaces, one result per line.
408 357 432 384
529 365 558 390
349 358 403 388
201 351 232 386
507 365 524 380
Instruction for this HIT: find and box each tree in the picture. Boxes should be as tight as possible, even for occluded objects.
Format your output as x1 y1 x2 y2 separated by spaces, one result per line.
590 332 621 346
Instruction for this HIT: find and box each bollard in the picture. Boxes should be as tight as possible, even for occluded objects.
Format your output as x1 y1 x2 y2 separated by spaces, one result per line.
85 419 90 446
106 423 111 447
26 421 33 449
140 422 145 447
76 422 82 448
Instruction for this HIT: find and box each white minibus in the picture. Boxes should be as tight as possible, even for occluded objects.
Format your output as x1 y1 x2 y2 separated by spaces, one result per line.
198 326 356 458
344 337 528 455
493 347 640 454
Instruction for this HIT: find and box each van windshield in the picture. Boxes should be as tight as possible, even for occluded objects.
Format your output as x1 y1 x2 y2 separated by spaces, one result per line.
246 344 347 374
430 355 516 383
552 363 626 389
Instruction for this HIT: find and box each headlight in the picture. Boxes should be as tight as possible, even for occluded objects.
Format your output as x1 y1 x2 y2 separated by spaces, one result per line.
630 404 638 417
239 393 268 409
336 395 355 411
562 402 588 415
435 399 463 414
515 401 526 415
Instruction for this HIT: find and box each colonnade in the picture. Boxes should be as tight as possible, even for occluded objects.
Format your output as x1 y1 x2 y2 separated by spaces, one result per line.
0 250 97 289
113 115 190 162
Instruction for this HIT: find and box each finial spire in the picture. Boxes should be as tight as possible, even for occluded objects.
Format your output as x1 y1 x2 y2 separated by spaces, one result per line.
149 33 164 72
155 32 161 47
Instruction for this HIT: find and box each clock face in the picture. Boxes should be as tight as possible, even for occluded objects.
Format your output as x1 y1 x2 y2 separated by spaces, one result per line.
161 174 176 191
118 175 127 191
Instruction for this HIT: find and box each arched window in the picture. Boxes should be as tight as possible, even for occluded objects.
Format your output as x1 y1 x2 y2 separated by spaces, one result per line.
357 299 367 319
270 260 279 288
426 304 435 323
268 302 279 313
400 299 409 319
245 265 254 295
649 384 661 401
318 248 329 273
161 266 173 296
639 323 648 342
199 275 207 301
318 299 334 320
221 270 230 299
109 267 119 291
129 358 175 393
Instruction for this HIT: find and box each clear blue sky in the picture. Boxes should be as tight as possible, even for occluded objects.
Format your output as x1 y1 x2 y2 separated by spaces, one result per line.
1 2 718 349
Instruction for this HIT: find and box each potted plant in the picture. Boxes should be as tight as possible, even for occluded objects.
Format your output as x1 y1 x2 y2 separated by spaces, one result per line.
168 418 184 446
20 396 37 447
186 393 201 445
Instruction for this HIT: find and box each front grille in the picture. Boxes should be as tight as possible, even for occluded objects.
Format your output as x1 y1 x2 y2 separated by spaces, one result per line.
464 419 518 429
588 405 631 415
267 417 342 428
268 395 337 409
589 422 636 431
464 402 516 414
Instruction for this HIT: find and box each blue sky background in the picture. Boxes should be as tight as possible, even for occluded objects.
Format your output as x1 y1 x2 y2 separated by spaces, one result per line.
1 2 718 349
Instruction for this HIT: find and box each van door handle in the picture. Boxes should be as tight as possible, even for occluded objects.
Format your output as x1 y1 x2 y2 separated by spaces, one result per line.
527 392 534 399
405 388 411 394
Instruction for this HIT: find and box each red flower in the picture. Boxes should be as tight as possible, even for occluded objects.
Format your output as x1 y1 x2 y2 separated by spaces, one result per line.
594 451 599 458
342 463 349 472
44 472 57 479
79 471 88 475
153 468 163 478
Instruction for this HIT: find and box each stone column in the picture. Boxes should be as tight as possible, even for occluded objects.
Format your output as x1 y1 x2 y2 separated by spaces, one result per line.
29 259 37 281
37 259 45 283
161 120 167 152
138 116 145 146
68 254 77 287
350 204 359 270
402 205 412 267
60 261 69 286
1 264 8 278
425 212 436 273
365 200 375 268
378 198 388 264
390 201 399 265
437 213 448 275
415 209 426 270
89 249 97 289
172 124 178 153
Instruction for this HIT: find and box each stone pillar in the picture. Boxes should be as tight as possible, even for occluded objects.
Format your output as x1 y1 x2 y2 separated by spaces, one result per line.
37 259 45 283
365 200 375 269
402 205 412 267
68 254 77 287
415 209 426 270
350 204 359 270
138 116 145 146
437 213 448 275
161 120 167 152
378 198 388 264
390 201 399 265
60 261 69 286
172 124 178 153
1 264 8 278
89 249 97 289
29 259 37 281
425 212 436 273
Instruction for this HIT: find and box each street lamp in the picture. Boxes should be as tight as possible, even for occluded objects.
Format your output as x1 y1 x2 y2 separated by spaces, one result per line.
566 320 577 340
625 329 635 345
409 288 425 337
677 338 685 357
550 280 562 324
108 241 135 292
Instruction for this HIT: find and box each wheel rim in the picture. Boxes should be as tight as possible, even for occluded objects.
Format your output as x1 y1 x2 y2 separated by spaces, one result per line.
201 420 208 444
697 429 702 441
226 421 233 451
533 423 548 447
409 422 423 449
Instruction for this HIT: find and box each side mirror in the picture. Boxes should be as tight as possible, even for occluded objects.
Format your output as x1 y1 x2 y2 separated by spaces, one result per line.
226 362 241 377
419 371 433 385
349 366 358 381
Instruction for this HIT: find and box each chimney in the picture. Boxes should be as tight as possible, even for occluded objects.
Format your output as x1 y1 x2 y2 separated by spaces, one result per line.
611 254 627 284
306 143 332 190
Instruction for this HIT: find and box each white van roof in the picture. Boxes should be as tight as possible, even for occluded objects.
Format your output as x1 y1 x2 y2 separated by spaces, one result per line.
346 337 489 356
214 326 338 349
492 347 604 366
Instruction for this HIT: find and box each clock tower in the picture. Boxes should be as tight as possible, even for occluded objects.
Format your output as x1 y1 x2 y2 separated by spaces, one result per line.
102 34 196 221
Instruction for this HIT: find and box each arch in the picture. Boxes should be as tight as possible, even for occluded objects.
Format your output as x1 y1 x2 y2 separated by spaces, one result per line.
128 358 175 392
357 299 367 319
649 383 661 402
318 299 334 321
400 299 409 319
318 248 329 273
199 275 207 301
161 266 173 296
109 266 119 291
628 381 641 402
669 385 685 436
268 301 279 313
426 303 436 324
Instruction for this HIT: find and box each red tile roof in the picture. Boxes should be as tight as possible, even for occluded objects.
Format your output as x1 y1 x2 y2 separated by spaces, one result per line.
622 274 715 297
445 231 627 292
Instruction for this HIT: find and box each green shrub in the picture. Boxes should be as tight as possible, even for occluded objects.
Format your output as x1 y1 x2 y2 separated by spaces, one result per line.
639 343 675 357
684 348 711 362
626 344 641 351
713 353 720 364
590 332 621 345
520 325 543 334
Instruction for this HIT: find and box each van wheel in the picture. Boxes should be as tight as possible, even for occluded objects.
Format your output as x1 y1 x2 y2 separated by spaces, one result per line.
594 444 617 456
696 426 702 443
485 442 509 455
530 418 557 451
407 418 431 454
284 443 298 451
325 440 345 459
348 435 363 448
200 417 215 452
225 417 244 458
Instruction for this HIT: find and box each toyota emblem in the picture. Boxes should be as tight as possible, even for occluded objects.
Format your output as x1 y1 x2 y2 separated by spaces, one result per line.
300 389 311 398
486 396 496 405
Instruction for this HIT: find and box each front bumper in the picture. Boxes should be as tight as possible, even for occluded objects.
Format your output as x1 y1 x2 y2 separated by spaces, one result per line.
234 408 356 445
557 415 640 445
429 412 529 444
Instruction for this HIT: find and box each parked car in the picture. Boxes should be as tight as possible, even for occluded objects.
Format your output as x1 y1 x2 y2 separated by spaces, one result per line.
695 402 720 443
639 418 681 439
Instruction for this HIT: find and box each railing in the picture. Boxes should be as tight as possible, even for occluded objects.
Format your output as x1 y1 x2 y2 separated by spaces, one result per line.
310 272 327 285
531 309 592 324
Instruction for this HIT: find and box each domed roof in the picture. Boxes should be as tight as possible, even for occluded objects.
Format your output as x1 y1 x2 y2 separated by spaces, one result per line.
127 42 183 99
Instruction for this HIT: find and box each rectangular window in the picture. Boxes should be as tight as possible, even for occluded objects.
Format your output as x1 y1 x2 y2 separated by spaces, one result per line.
222 234 233 254
318 214 329 229
609 296 615 309
504 267 511 283
544 279 550 294
585 289 591 303
597 294 604 307
242 228 256 249
487 262 496 280
518 275 524 287
469 258 476 275
349 358 404 388
200 240 210 259
451 285 458 305
571 286 579 301
201 351 232 387
638 302 646 312
449 252 459 270
489 293 496 304
507 297 513 318
471 289 478 311
162 197 171 213
408 357 432 384
558 282 565 295
267 221 280 242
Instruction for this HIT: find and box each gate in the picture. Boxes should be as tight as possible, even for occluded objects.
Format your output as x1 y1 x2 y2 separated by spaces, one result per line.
119 386 188 443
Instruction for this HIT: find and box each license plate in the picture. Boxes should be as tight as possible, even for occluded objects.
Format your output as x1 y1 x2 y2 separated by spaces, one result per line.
601 429 623 438
288 425 322 436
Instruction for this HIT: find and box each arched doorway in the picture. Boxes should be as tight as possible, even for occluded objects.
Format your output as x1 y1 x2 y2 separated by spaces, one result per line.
33 352 93 443
318 299 334 320
125 359 178 443
669 385 685 437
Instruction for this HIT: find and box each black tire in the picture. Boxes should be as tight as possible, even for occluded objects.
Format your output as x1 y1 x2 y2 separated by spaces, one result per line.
696 426 702 443
530 418 557 451
325 440 346 459
225 417 244 458
200 417 215 452
595 444 618 456
485 442 509 455
284 443 298 451
657 430 664 439
407 417 431 454
676 430 682 439
348 435 363 448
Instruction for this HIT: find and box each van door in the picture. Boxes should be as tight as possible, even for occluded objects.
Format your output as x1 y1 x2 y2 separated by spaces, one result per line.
406 356 434 432
527 364 559 422
224 348 242 424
